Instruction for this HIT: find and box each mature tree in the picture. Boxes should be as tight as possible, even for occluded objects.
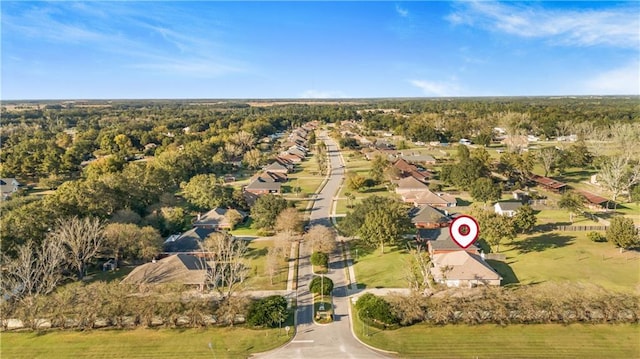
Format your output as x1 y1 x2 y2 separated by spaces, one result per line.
369 155 388 184
305 225 337 254
404 246 433 291
224 209 244 230
251 194 291 230
346 173 367 192
243 148 263 169
470 178 502 205
512 204 537 233
52 216 105 280
538 147 559 177
200 232 248 298
180 174 234 209
442 157 488 190
273 232 296 259
476 211 516 253
558 191 585 223
606 216 639 252
456 144 470 160
357 199 412 254
247 295 288 328
274 207 304 234
216 295 250 327
103 223 162 265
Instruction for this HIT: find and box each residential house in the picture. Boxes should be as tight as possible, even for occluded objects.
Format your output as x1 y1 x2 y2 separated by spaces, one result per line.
374 139 395 150
394 176 429 195
284 147 306 159
494 201 523 217
164 227 215 252
193 208 248 230
418 227 479 255
409 190 457 208
122 254 209 291
275 156 296 170
393 158 431 183
0 178 20 199
431 251 502 287
278 153 303 164
399 152 436 165
410 205 451 229
264 161 290 174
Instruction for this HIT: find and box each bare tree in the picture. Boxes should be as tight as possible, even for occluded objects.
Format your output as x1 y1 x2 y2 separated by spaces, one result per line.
273 232 295 259
598 155 640 208
265 247 280 285
201 232 248 299
274 207 304 235
52 216 105 280
404 244 433 291
1 237 67 299
537 147 559 177
216 295 250 327
304 225 337 254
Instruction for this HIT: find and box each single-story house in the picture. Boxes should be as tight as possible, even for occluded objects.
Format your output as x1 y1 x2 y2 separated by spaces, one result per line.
121 254 209 291
275 156 296 170
393 158 431 183
0 178 20 199
395 176 429 194
193 208 248 230
494 201 523 217
404 190 457 207
278 153 303 163
164 227 215 252
399 152 437 165
264 161 290 174
244 178 282 195
418 227 479 255
285 147 306 158
374 139 395 150
431 251 502 287
410 205 451 229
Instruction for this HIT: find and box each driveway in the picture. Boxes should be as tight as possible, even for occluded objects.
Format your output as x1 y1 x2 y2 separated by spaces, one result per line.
255 132 391 358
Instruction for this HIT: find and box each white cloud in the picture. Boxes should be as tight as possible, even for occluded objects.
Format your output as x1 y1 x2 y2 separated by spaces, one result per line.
410 79 461 97
447 2 640 48
299 90 346 99
395 4 409 18
584 61 640 95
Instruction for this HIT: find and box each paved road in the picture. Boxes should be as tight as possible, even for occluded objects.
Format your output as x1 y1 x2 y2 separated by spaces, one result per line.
256 132 390 359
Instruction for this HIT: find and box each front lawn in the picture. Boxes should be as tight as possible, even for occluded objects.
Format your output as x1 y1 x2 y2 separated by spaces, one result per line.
353 320 639 358
502 231 640 293
351 243 410 288
242 239 289 291
1 326 291 359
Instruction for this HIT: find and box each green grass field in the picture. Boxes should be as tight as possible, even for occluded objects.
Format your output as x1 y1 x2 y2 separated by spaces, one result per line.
500 231 640 293
351 243 410 288
1 327 291 359
242 239 289 291
353 318 640 358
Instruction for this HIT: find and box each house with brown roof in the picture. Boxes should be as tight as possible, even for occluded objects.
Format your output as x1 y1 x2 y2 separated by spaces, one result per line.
264 161 290 174
431 251 502 287
419 227 479 255
410 205 452 228
577 190 612 210
392 158 431 183
193 208 248 230
122 254 209 291
395 176 429 194
406 190 457 208
278 153 303 163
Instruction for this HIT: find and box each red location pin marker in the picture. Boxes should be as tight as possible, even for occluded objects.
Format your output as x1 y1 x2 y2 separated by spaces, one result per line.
449 215 480 249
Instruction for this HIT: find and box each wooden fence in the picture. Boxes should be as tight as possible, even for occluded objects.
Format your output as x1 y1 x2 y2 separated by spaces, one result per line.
555 225 608 231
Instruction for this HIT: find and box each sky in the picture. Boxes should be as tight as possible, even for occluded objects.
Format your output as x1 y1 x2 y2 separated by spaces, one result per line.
2 1 639 100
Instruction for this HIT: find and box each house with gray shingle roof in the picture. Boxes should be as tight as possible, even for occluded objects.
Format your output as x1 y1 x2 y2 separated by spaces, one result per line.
494 201 523 217
0 178 20 199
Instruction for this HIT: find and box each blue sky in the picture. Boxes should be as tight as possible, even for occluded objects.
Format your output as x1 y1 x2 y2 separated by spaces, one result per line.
2 1 639 99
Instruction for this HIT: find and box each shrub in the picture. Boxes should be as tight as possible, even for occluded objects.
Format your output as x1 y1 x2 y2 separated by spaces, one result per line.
356 293 399 327
587 231 607 242
247 295 287 328
309 276 333 295
310 251 329 267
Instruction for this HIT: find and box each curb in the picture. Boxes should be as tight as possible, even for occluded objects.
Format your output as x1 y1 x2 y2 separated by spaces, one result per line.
347 300 399 356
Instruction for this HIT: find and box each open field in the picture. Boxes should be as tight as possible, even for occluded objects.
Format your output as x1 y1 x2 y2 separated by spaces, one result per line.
351 242 410 288
352 319 640 358
242 239 289 291
1 327 291 359
500 231 640 293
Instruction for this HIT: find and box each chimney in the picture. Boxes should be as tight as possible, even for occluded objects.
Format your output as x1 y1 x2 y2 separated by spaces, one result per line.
197 213 201 221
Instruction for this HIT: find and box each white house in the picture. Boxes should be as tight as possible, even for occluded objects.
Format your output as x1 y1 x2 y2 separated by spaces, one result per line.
494 201 523 217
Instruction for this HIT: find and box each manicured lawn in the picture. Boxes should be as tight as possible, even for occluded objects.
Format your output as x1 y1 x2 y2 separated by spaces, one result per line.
1 326 291 359
230 218 260 236
500 231 640 293
353 319 640 358
242 239 289 291
351 243 410 288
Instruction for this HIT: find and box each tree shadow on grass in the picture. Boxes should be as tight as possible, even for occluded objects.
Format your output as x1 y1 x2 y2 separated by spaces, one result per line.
244 246 268 259
486 259 519 285
511 233 575 254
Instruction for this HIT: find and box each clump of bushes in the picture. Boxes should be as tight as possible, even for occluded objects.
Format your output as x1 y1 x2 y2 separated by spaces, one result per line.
356 293 399 329
588 231 607 242
247 295 288 328
309 276 333 296
310 251 329 267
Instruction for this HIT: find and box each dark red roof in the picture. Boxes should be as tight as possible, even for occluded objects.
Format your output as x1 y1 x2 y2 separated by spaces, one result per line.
530 174 566 190
577 190 609 204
